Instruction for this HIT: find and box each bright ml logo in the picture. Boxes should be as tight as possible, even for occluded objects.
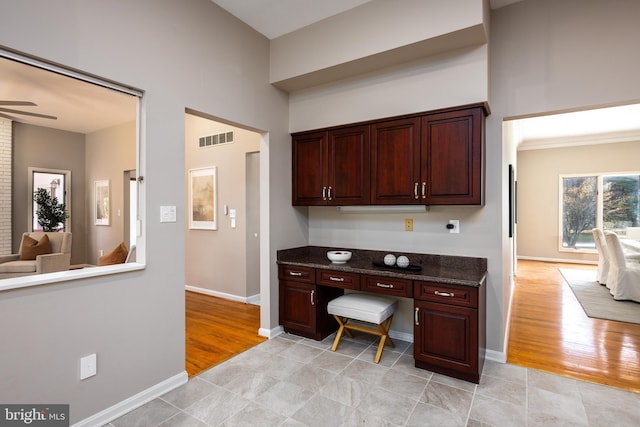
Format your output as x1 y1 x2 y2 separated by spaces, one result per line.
0 405 68 426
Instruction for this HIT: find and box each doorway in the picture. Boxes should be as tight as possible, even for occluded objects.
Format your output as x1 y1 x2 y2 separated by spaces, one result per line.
184 111 263 373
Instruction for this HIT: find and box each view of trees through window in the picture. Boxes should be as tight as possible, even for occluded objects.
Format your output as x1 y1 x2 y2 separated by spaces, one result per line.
562 174 640 249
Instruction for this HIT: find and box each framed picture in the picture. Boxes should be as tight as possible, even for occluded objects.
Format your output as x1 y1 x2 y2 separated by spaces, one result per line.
95 180 110 226
189 167 217 230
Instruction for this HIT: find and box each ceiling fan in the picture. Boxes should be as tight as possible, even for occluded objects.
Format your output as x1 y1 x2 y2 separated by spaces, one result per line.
0 101 57 121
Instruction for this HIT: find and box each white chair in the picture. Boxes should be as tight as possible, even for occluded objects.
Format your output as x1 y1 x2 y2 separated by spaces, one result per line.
327 293 397 363
604 231 640 302
592 228 609 285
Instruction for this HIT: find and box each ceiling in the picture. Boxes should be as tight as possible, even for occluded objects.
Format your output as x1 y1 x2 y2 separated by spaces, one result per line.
0 56 137 135
210 0 525 40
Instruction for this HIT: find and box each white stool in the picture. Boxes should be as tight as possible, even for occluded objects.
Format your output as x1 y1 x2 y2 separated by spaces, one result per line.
327 293 397 363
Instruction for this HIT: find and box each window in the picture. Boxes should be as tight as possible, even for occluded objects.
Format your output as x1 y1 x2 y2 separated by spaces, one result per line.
560 173 640 250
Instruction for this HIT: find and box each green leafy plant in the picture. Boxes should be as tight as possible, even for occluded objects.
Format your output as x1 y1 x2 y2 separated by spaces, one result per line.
33 188 69 232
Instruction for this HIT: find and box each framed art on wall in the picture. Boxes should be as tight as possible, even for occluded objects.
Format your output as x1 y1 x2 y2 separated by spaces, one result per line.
95 180 110 226
188 167 217 230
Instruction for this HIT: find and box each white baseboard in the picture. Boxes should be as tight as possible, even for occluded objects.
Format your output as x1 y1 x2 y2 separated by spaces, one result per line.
72 371 188 427
186 285 260 306
485 349 507 363
259 325 284 338
389 329 414 343
517 255 597 265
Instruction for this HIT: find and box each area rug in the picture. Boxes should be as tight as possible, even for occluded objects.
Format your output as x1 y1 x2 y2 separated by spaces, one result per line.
559 268 640 325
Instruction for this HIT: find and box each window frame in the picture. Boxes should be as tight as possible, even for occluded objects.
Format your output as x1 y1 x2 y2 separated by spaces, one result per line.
0 48 146 291
559 171 640 253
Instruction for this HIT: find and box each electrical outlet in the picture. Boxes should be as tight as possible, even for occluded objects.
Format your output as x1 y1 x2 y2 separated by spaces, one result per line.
449 219 460 234
80 353 97 380
405 218 413 231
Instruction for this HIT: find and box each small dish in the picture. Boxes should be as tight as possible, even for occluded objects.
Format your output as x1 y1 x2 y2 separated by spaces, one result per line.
327 250 352 264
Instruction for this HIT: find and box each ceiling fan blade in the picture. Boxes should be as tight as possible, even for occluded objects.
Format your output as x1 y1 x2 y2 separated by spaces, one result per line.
0 107 57 120
0 112 22 121
0 101 37 106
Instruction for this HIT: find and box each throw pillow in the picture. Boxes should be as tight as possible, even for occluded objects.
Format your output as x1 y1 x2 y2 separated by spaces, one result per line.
98 242 129 266
20 234 52 260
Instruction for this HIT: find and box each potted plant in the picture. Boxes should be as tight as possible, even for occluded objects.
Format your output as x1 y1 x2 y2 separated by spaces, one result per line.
33 188 69 232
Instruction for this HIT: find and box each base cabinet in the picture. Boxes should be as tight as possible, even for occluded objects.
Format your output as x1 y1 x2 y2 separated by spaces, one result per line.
414 281 485 383
278 266 343 340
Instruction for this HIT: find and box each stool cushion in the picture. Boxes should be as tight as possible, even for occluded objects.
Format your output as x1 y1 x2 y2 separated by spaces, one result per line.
328 293 397 324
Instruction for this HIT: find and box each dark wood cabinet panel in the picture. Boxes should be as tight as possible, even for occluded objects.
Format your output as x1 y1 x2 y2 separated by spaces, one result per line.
280 280 317 336
292 125 370 206
328 125 371 205
316 269 361 290
362 274 413 298
279 265 343 340
414 280 485 383
414 300 478 381
421 107 484 205
292 131 327 205
371 118 421 205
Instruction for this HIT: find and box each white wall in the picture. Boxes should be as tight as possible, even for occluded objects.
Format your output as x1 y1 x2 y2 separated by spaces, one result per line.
85 121 136 265
517 141 640 262
184 113 260 299
0 0 295 424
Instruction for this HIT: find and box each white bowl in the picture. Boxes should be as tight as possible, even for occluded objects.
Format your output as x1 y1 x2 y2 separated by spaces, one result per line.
327 250 352 264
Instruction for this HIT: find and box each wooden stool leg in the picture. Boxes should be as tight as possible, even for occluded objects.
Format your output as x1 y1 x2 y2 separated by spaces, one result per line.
373 315 395 363
378 316 395 348
331 315 351 351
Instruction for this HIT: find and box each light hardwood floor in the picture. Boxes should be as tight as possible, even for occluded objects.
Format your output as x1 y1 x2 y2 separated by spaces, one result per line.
508 260 640 393
185 291 265 377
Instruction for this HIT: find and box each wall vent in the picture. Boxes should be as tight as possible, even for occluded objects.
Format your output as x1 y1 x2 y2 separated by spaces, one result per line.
199 131 234 148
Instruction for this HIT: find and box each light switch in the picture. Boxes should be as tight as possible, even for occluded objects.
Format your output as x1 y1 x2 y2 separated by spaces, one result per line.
229 209 237 219
160 206 177 223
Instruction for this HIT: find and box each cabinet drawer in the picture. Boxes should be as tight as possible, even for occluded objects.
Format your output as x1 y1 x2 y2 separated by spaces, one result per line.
362 274 412 297
316 269 360 290
414 281 478 308
278 265 315 284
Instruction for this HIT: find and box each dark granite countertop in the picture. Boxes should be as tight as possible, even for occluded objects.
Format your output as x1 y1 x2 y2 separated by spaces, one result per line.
277 246 487 287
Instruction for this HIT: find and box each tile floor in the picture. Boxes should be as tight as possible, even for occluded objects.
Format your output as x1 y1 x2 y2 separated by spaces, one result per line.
107 332 640 426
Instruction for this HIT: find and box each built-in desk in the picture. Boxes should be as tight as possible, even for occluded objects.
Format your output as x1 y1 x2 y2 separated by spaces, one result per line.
277 246 487 383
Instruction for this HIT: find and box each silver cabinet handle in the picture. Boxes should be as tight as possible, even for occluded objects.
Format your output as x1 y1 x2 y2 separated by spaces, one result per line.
310 290 315 305
421 182 426 199
329 277 344 282
328 186 332 200
289 271 303 276
434 291 454 297
415 307 419 325
376 282 393 289
414 182 419 199
322 186 327 200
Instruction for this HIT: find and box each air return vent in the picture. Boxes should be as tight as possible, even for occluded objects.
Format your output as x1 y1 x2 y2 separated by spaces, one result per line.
199 131 234 148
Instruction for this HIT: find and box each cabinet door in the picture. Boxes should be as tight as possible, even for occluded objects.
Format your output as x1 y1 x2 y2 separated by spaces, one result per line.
327 125 370 205
414 300 479 382
371 118 421 204
279 280 316 335
421 107 484 205
292 131 327 205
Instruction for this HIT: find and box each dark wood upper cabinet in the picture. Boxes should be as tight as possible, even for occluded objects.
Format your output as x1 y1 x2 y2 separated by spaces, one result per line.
292 125 370 206
421 107 484 205
292 131 327 206
328 125 371 205
292 103 488 206
371 118 421 205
